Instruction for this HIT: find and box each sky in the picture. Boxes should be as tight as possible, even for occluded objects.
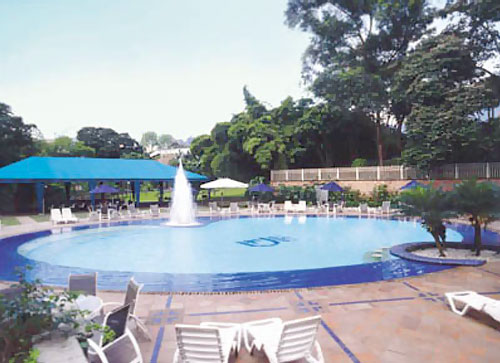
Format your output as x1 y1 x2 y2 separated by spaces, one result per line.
0 0 311 141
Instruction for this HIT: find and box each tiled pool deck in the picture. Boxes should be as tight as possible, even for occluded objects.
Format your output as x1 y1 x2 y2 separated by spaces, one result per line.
1 214 499 362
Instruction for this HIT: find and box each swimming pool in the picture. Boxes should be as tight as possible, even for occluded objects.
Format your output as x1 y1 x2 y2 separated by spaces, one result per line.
1 216 498 292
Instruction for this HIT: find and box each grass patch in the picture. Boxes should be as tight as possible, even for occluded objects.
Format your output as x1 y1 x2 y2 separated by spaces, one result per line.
0 216 21 226
30 214 50 222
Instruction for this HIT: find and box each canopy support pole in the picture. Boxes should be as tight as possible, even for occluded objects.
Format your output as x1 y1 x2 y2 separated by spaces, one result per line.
89 181 96 210
35 182 44 214
159 182 164 205
134 181 141 207
64 182 71 205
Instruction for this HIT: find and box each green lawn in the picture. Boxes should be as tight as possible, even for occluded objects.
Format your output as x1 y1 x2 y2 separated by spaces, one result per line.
30 214 50 222
0 216 21 226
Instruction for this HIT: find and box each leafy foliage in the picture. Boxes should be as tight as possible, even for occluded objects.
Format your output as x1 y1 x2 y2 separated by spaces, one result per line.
77 127 143 158
38 136 95 158
0 103 40 167
398 186 456 256
452 179 500 255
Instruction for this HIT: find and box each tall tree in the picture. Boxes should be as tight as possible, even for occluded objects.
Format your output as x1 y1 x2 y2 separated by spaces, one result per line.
140 131 158 153
394 33 497 171
0 103 39 167
76 127 143 158
285 0 434 164
38 136 95 157
158 134 176 149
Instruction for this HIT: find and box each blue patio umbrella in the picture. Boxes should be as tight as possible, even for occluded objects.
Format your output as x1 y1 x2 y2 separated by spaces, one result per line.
400 180 428 190
320 182 344 192
249 183 274 193
90 185 121 194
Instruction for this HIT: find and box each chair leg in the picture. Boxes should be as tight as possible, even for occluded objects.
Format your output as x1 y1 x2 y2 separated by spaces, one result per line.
130 314 152 341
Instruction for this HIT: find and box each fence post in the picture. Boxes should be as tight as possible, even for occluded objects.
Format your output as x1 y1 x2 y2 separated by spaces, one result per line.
301 169 304 181
486 162 490 179
455 164 459 179
355 167 359 181
377 166 380 180
400 165 404 180
336 168 340 180
285 170 289 181
318 168 322 181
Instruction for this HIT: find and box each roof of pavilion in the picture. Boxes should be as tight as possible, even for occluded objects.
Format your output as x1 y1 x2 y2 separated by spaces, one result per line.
0 156 207 183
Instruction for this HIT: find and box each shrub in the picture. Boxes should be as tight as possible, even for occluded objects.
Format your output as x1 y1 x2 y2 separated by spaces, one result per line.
351 158 368 167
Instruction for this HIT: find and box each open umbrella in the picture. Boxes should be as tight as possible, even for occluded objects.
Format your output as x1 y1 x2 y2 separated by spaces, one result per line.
200 178 248 201
320 182 344 192
400 180 428 190
248 183 274 193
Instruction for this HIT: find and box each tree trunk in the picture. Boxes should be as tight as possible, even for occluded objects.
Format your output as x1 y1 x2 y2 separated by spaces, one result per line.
375 113 384 166
396 120 403 156
432 231 446 257
473 218 482 256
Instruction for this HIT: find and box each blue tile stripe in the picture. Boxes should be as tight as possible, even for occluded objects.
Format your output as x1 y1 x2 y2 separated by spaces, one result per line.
187 307 288 317
402 281 421 291
477 267 500 278
329 296 415 306
150 294 173 363
320 320 361 363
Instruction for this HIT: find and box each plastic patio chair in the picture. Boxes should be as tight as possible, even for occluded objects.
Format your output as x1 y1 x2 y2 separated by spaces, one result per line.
50 208 65 225
87 304 143 363
61 207 78 223
100 277 152 341
173 322 241 363
150 204 160 217
243 315 324 363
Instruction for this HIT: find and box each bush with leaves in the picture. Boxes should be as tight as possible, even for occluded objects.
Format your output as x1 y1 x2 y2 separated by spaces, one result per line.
398 186 456 256
452 179 500 256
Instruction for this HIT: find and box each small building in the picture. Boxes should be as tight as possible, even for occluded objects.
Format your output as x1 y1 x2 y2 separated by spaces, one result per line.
151 148 190 166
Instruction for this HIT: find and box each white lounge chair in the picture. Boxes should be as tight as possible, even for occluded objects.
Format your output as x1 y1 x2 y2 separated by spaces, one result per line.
50 209 65 225
87 304 143 363
127 204 143 218
284 200 294 213
296 200 307 213
243 315 324 363
380 201 391 214
209 202 219 215
173 323 241 363
229 202 239 214
445 291 500 322
88 207 101 221
61 208 78 223
359 203 368 214
108 208 122 220
100 277 151 341
150 204 160 217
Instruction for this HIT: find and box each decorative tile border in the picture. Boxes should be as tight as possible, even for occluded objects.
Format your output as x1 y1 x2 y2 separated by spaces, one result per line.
390 242 500 266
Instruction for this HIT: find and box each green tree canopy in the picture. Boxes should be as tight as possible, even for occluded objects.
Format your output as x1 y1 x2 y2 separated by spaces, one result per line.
0 103 39 167
76 127 143 158
38 136 95 157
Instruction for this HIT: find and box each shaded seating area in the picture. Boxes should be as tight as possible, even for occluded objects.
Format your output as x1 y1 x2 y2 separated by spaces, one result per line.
0 156 207 214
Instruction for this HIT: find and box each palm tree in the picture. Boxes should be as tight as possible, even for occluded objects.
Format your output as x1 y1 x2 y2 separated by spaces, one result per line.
398 186 455 257
452 179 500 256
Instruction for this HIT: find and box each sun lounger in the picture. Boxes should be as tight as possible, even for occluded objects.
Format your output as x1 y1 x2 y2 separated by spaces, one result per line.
127 204 144 218
243 315 324 363
284 200 294 213
359 203 368 214
150 204 160 217
50 208 66 225
296 200 307 213
445 291 500 322
209 202 220 215
61 208 78 223
174 323 240 363
229 202 239 214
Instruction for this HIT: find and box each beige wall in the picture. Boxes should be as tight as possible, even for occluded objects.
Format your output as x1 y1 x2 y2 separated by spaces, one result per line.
271 179 500 195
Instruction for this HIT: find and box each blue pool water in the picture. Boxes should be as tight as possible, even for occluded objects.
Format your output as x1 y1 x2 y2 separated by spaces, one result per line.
18 217 463 274
1 216 498 292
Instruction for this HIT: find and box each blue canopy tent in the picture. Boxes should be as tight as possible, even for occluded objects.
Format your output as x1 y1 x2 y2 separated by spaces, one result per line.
320 181 344 192
400 180 428 190
248 183 274 193
0 156 207 212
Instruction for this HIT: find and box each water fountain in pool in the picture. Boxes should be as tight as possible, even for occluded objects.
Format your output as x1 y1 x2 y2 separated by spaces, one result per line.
167 160 199 226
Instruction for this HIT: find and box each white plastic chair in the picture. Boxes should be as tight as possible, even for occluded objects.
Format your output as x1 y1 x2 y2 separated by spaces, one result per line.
87 304 143 363
127 204 143 218
243 315 324 363
173 323 241 363
446 291 500 322
150 204 160 217
209 202 220 215
229 202 239 214
50 209 65 225
296 200 307 213
284 201 294 213
358 203 368 214
381 201 391 214
61 208 78 223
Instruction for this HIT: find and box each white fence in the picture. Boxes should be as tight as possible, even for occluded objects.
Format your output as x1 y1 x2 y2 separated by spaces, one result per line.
270 162 500 182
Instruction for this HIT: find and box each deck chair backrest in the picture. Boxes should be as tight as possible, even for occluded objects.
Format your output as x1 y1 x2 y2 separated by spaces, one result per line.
69 272 97 296
359 203 368 213
381 201 390 212
298 201 306 208
230 202 238 212
277 315 321 362
175 324 224 362
150 204 159 214
51 208 62 220
124 277 143 315
61 208 72 218
128 204 137 213
104 304 130 342
284 201 292 210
